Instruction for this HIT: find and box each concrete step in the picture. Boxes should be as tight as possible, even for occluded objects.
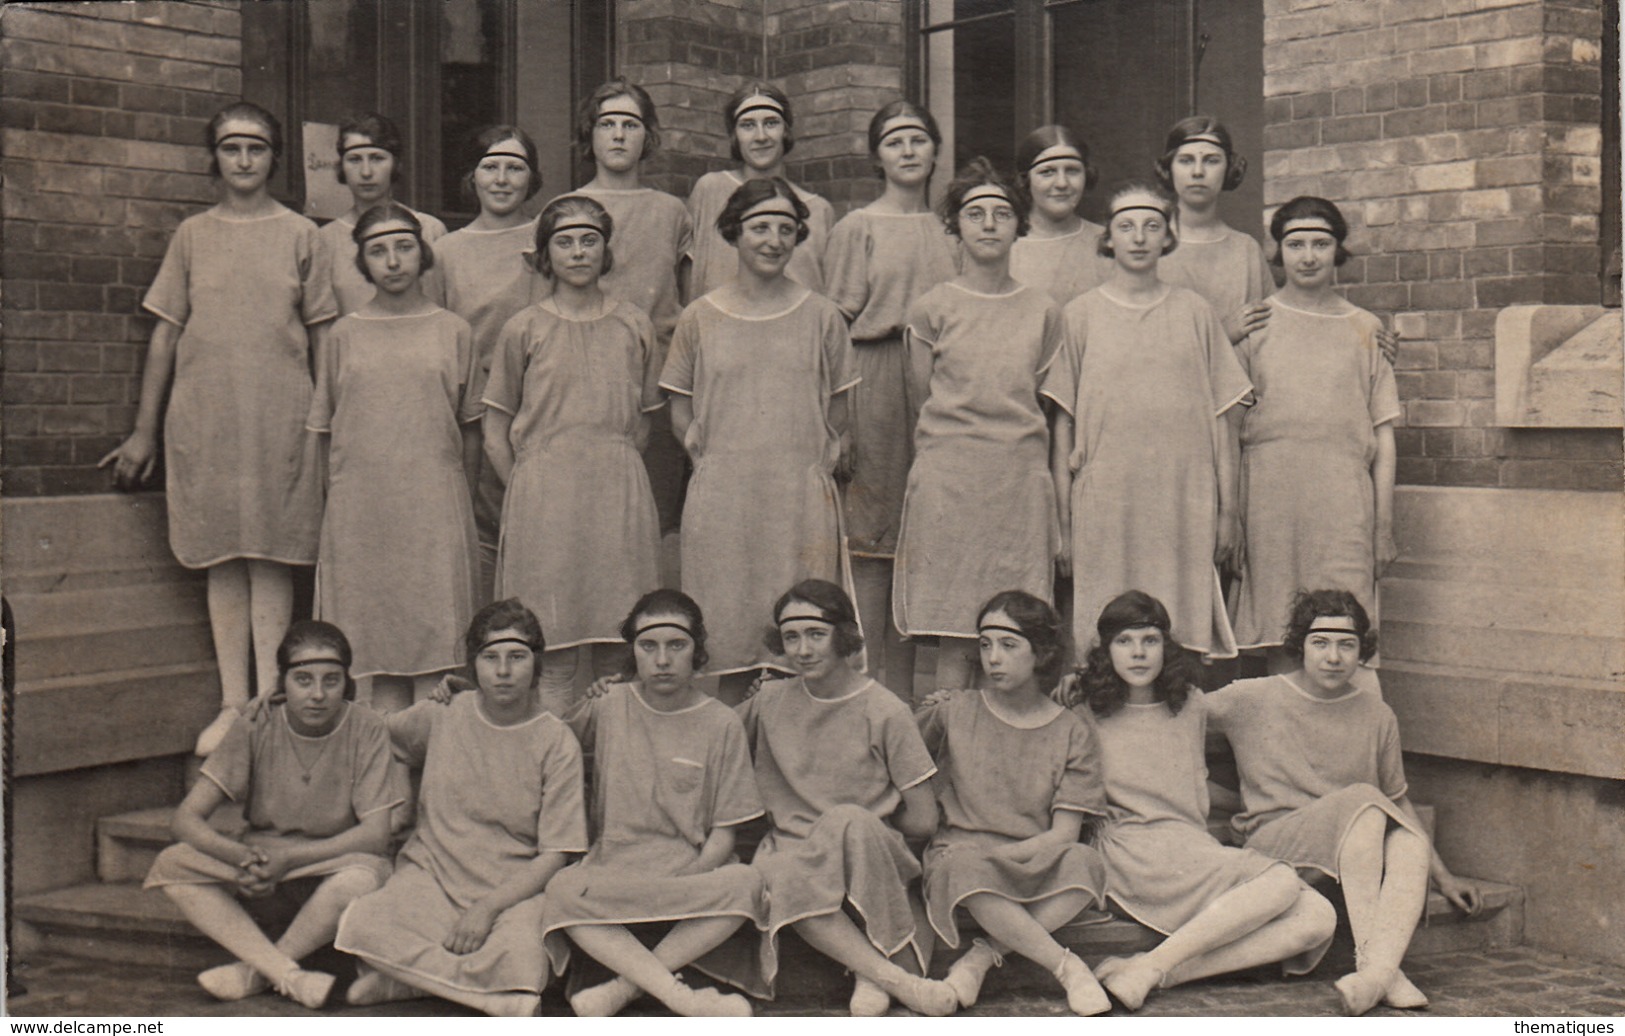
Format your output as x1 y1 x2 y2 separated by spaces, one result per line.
1382 576 1620 643
13 883 227 974
10 579 209 635
1381 619 1622 685
18 620 216 683
14 662 219 778
96 804 247 883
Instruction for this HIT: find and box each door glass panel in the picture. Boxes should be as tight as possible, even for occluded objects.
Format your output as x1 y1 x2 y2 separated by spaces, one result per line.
925 0 1017 191
439 0 508 214
303 0 380 123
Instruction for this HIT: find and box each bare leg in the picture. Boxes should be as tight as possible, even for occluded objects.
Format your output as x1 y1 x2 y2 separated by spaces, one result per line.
566 923 750 1017
794 913 958 1016
164 883 333 1008
853 558 916 701
933 637 977 692
1161 884 1337 986
247 560 293 698
962 891 1107 1015
570 916 747 1016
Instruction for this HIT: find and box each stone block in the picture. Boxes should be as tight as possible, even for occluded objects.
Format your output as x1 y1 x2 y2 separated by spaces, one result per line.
1495 305 1623 427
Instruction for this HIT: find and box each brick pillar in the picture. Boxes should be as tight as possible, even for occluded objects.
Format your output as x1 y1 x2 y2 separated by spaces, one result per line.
1261 0 1617 490
1 1 243 497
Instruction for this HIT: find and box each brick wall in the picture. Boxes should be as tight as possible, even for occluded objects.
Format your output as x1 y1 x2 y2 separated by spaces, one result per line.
2 1 243 497
1262 0 1621 491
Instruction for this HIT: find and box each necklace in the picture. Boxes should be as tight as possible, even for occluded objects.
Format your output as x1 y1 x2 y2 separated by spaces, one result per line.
285 720 334 784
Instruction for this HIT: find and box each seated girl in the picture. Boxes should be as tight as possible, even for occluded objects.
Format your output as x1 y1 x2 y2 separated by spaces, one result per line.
1207 589 1481 1014
541 589 766 1017
740 579 959 1016
1061 590 1336 1011
916 591 1111 1015
145 621 403 1010
335 599 588 1016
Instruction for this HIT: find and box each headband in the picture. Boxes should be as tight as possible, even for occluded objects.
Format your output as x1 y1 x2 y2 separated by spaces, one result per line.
1111 203 1167 220
358 223 418 245
777 605 838 629
340 140 394 157
877 118 930 145
959 184 1015 210
978 622 1029 640
480 634 536 652
1306 620 1360 636
1177 132 1228 151
741 198 802 224
481 145 531 166
1028 145 1085 171
1280 219 1338 240
216 132 272 149
597 104 645 123
632 620 692 639
733 94 786 122
548 219 606 240
286 654 347 669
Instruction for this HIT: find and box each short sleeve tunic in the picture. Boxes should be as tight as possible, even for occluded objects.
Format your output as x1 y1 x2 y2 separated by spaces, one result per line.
1231 298 1401 648
483 300 662 649
1043 286 1252 658
317 206 449 316
660 292 859 674
917 691 1107 947
1206 675 1424 880
306 308 481 677
893 283 1061 638
142 207 337 567
823 209 960 556
686 170 834 297
1009 222 1113 306
1157 225 1276 321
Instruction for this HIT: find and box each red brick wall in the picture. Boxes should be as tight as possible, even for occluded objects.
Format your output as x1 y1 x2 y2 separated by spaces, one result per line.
1262 0 1620 491
2 1 243 497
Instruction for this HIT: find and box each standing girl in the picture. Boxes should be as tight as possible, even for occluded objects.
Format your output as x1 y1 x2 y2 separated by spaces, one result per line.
483 196 663 717
893 159 1063 691
1208 590 1481 1014
307 204 481 711
1043 181 1252 661
542 590 765 1018
1009 125 1113 306
144 621 403 1010
316 112 448 316
429 126 549 603
660 179 858 703
741 580 958 1017
917 592 1111 1015
1061 591 1336 1011
824 101 959 698
686 82 834 297
101 102 338 756
1231 198 1401 659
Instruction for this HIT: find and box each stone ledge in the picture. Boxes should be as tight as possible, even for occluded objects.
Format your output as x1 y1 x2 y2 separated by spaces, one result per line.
1495 304 1623 428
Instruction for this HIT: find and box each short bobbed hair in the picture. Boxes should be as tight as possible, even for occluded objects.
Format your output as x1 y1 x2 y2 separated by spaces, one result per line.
462 124 542 203
765 579 864 659
1067 591 1201 719
533 195 615 279
335 112 403 185
1015 124 1100 202
277 620 357 701
716 177 810 245
1098 179 1179 258
464 598 546 687
621 588 711 673
577 78 661 161
976 590 1066 692
351 203 435 284
938 156 1031 239
206 101 282 179
1282 589 1378 663
867 99 941 180
1269 194 1352 267
1156 115 1246 192
725 81 795 162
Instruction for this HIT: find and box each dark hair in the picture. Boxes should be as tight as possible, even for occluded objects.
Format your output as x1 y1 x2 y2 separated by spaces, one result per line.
577 78 661 161
533 195 614 279
1282 588 1378 663
725 81 795 162
464 598 546 685
716 177 810 246
621 588 711 672
206 102 282 179
765 579 864 658
1068 591 1201 719
976 590 1065 692
938 156 1030 239
1269 194 1352 267
351 203 435 284
1098 179 1179 259
462 124 542 204
867 100 941 180
335 112 403 185
1015 124 1099 204
1156 115 1246 192
277 620 356 701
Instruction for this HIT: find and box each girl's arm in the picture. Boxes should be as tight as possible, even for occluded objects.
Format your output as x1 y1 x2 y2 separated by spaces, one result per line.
242 810 392 886
1214 407 1244 572
668 395 695 457
893 781 939 842
170 775 256 870
1051 410 1075 577
1393 794 1482 915
460 420 481 494
1372 422 1398 577
674 824 738 877
443 850 571 955
994 809 1086 863
99 319 181 486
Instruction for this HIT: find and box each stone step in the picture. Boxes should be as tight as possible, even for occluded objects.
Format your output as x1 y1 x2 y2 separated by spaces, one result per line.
1381 619 1621 685
96 804 246 884
14 662 219 778
10 580 209 638
1382 576 1620 643
18 619 216 683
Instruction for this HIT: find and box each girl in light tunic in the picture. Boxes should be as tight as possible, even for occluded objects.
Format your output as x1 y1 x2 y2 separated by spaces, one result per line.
315 112 448 316
917 592 1110 1015
1009 125 1113 306
146 621 403 1010
1044 181 1252 660
740 580 958 1017
484 196 662 717
101 102 338 756
308 204 480 711
1231 197 1400 659
893 159 1063 691
428 126 550 603
824 100 960 698
543 590 765 1018
1208 590 1482 1015
686 82 834 297
661 178 858 703
336 599 588 1016
1059 591 1336 1012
